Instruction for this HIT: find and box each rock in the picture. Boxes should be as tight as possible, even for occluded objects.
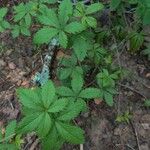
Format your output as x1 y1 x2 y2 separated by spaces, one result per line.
141 123 150 130
8 62 16 70
5 49 13 56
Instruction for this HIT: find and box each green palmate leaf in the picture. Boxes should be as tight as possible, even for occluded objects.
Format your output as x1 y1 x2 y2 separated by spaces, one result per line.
71 74 83 94
0 20 10 30
42 127 64 150
110 0 121 10
58 68 72 80
17 113 42 134
41 80 55 107
38 9 59 27
48 98 68 113
58 0 73 25
57 100 86 121
0 8 8 19
65 22 85 34
25 13 31 26
73 37 90 61
33 27 58 44
129 32 144 52
21 27 30 36
13 3 26 22
79 88 100 99
104 92 113 106
85 16 97 28
86 3 104 15
58 31 68 48
143 9 150 25
37 113 52 137
17 88 42 109
0 144 17 150
5 120 16 142
56 122 84 144
56 86 74 97
40 0 57 4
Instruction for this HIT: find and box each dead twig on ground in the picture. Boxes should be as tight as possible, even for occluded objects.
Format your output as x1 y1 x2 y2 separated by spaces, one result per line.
130 121 141 150
29 138 39 150
118 83 147 99
80 144 83 150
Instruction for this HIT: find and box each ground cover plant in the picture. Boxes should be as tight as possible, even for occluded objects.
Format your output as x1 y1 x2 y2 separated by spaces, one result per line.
0 0 150 149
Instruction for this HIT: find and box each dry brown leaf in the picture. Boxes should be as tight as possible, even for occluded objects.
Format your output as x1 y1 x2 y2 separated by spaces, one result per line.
94 99 103 105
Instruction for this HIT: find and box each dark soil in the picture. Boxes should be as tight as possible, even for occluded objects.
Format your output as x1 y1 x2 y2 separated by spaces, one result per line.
0 1 150 150
0 29 150 150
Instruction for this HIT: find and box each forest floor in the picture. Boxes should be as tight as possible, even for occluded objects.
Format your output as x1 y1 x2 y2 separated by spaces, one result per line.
0 26 150 150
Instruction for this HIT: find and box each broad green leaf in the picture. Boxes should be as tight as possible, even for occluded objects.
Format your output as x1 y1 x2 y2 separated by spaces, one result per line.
37 113 52 137
17 113 42 134
41 80 55 107
65 22 85 34
40 0 57 4
56 122 84 144
33 27 58 44
13 3 26 22
104 92 113 106
5 120 16 142
129 32 144 52
58 0 73 25
42 127 64 150
0 8 8 19
57 99 85 121
48 98 68 113
79 88 100 99
71 74 83 94
25 14 31 26
56 86 74 97
85 16 97 28
0 26 4 32
73 37 90 61
86 3 104 14
21 27 31 36
1 21 10 29
38 9 59 27
58 68 72 80
17 88 42 109
74 2 84 17
110 0 121 10
58 31 68 48
11 25 20 38
143 9 150 25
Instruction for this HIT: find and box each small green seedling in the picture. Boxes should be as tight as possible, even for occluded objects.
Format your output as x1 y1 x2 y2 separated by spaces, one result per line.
0 120 23 150
116 111 132 124
0 8 10 32
144 99 150 107
96 69 118 106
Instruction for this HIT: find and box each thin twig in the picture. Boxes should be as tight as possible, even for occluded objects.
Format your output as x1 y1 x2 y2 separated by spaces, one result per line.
126 144 136 150
29 138 40 150
80 144 83 150
130 121 141 150
118 83 147 99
